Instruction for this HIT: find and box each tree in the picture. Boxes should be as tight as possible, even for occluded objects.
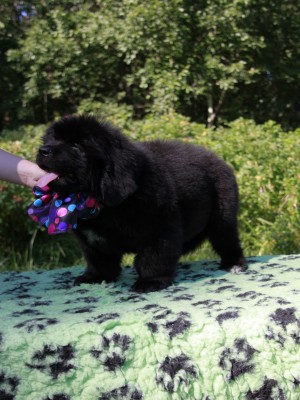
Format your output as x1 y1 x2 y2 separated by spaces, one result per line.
231 0 300 128
2 0 300 128
7 1 126 123
111 0 264 125
0 1 25 128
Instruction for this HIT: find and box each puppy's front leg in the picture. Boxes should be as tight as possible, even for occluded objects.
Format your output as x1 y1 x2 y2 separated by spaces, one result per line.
74 248 122 286
132 237 182 293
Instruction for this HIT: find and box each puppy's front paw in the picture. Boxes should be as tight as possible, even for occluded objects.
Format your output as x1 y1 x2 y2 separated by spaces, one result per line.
221 257 247 274
74 274 102 286
229 264 248 273
132 277 173 293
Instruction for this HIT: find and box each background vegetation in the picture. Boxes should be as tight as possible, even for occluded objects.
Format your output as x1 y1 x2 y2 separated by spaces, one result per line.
0 1 299 271
0 116 299 272
1 0 300 129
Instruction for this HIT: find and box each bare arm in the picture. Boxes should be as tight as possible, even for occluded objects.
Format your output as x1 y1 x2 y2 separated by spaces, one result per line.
0 149 46 188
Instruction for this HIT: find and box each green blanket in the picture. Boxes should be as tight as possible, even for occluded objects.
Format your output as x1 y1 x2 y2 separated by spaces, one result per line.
1 254 300 399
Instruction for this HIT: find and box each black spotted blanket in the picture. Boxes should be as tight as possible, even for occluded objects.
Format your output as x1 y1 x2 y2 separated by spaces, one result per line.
1 254 300 400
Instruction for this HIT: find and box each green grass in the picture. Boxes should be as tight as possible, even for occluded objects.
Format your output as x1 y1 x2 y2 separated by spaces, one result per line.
0 232 83 273
1 239 216 273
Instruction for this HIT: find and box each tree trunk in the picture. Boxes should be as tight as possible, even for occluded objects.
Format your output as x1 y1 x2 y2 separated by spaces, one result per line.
207 90 226 128
207 93 214 127
43 91 48 123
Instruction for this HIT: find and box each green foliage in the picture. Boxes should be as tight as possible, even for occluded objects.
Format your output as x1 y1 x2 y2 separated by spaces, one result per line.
0 1 25 128
1 0 300 128
0 116 299 271
124 114 300 257
0 125 83 271
77 100 134 130
1 1 299 270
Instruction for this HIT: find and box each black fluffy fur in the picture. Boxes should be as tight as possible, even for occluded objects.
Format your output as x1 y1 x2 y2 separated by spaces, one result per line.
36 115 247 292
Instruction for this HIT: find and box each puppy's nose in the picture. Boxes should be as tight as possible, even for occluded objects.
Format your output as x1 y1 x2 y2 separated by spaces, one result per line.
39 145 52 157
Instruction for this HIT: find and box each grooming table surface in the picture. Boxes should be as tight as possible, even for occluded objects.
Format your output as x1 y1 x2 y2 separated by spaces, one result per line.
0 254 300 399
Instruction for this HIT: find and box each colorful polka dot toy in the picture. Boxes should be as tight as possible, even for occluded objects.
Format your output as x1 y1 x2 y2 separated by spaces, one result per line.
28 185 100 235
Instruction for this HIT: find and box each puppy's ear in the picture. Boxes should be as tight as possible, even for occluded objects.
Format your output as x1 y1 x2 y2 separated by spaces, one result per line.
83 119 141 206
101 164 138 207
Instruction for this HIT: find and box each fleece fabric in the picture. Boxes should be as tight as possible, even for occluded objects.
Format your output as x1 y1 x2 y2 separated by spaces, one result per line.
0 254 300 400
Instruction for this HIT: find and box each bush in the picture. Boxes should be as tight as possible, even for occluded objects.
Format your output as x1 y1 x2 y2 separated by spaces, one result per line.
0 125 45 248
0 115 299 271
0 125 83 271
129 115 300 258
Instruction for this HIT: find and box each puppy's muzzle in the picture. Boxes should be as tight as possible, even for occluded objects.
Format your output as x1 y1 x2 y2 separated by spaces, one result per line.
38 145 53 157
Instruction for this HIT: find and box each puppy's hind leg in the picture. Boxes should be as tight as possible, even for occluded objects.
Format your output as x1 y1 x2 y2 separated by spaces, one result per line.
208 221 247 273
208 174 247 273
133 234 182 293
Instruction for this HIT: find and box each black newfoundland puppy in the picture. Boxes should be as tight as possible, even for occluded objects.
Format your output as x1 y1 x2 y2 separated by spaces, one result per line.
36 115 247 292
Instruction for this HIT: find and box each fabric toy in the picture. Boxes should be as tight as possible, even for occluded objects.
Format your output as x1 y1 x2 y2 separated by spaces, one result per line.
27 182 99 235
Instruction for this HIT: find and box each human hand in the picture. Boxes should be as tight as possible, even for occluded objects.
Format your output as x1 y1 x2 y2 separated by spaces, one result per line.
17 159 47 188
0 149 47 188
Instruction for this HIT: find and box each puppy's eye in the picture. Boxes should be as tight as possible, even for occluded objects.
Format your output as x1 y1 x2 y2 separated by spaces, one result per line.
71 143 81 151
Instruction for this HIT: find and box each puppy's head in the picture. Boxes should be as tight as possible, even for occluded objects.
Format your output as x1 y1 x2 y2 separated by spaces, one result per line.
37 115 140 206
